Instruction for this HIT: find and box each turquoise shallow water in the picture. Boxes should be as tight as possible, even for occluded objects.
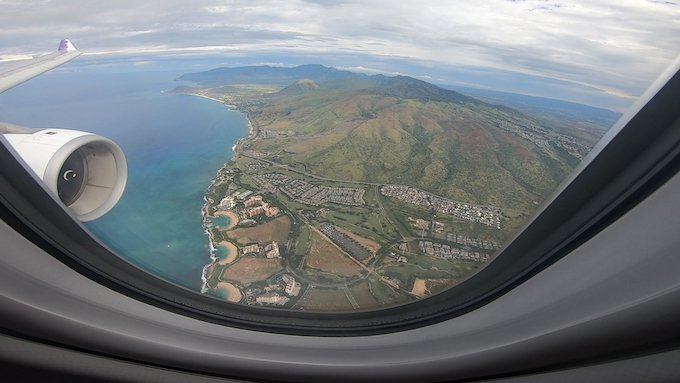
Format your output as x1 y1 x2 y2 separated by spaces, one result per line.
210 215 231 229
0 65 249 290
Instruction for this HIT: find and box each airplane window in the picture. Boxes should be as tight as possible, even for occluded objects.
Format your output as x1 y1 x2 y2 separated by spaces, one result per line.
1 1 678 321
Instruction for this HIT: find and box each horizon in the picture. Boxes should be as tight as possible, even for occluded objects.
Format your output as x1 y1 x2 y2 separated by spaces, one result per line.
30 54 632 113
1 1 678 113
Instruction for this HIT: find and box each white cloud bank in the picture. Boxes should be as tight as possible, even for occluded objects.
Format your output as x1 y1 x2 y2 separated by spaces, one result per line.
0 0 678 109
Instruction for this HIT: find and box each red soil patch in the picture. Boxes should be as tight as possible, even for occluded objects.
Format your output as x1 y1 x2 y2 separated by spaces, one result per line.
306 231 363 277
470 127 492 147
514 145 535 161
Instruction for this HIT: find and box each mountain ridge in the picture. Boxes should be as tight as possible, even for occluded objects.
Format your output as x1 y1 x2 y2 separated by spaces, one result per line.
178 64 366 86
179 64 477 105
176 64 601 212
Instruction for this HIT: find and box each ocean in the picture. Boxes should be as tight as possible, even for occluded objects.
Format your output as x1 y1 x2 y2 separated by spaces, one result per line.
0 60 249 290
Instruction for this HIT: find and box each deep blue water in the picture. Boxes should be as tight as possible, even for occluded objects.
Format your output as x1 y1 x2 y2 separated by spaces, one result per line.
0 63 248 290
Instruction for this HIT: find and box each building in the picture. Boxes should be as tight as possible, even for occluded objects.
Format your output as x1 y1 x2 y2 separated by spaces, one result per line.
281 274 301 296
256 294 290 306
264 205 280 217
219 196 236 209
285 281 301 296
246 203 280 218
246 206 265 218
244 195 263 208
234 190 253 200
265 242 280 258
242 244 260 255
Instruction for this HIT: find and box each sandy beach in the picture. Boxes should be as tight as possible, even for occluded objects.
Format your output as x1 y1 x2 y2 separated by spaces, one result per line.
182 92 224 104
217 241 239 265
215 210 240 230
246 117 255 137
216 282 243 303
411 278 428 298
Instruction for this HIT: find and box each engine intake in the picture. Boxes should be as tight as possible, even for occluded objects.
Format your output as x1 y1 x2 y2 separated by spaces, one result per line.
3 128 127 222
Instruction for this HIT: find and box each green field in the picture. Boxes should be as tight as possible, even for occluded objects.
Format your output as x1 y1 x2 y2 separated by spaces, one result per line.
321 209 397 244
366 275 411 307
296 287 355 311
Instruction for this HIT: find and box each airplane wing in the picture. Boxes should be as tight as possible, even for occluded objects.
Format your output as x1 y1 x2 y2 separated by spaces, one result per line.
0 40 126 222
0 39 81 93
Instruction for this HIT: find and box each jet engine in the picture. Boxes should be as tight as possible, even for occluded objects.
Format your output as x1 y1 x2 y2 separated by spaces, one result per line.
2 126 127 222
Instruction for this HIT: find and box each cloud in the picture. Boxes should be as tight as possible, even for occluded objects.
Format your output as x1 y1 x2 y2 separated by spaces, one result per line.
0 0 678 110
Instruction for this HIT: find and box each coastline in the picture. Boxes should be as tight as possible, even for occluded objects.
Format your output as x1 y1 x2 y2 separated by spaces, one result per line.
174 90 239 110
180 91 255 152
197 92 255 296
217 240 239 265
215 282 243 303
175 91 224 105
214 210 240 230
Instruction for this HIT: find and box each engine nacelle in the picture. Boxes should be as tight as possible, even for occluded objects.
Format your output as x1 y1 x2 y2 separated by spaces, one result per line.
3 128 127 222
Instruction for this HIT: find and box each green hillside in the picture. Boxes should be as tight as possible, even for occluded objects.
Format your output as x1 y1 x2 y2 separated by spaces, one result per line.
241 81 575 211
191 65 603 309
179 65 589 212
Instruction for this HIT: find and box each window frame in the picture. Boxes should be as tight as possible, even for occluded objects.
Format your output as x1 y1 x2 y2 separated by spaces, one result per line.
0 59 678 337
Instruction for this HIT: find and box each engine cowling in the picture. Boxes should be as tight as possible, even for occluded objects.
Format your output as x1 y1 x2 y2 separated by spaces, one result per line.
3 128 127 222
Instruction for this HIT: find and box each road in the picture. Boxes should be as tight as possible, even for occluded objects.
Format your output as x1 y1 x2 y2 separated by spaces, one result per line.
242 152 509 213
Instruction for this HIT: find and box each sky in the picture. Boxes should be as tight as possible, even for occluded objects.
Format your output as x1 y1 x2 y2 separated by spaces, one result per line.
0 0 678 111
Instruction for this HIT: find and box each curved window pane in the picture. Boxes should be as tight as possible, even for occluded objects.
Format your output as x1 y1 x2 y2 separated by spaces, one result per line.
1 2 678 312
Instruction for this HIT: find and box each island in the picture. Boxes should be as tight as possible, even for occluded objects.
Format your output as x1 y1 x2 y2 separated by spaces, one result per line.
178 64 610 311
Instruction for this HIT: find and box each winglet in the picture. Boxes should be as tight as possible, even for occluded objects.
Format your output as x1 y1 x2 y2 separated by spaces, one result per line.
0 40 82 94
58 39 77 53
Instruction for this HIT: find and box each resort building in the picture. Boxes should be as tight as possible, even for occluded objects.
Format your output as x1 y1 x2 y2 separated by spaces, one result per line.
265 242 280 258
246 203 280 218
256 294 290 306
242 244 261 255
285 281 301 296
244 195 264 207
264 205 280 217
219 196 236 209
246 206 265 218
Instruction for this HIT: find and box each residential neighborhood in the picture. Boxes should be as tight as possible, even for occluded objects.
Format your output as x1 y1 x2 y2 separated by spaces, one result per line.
252 173 365 206
380 185 504 228
418 240 490 262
